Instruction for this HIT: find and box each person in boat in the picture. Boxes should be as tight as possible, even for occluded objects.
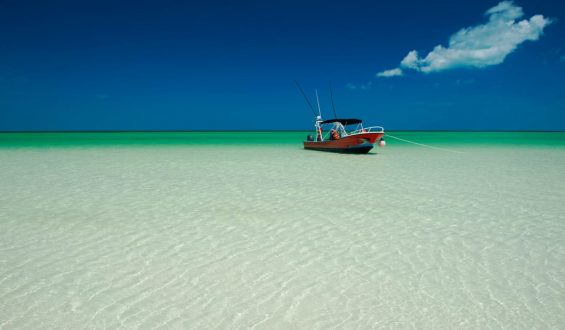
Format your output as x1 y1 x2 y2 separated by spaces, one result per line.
330 129 340 140
334 123 344 139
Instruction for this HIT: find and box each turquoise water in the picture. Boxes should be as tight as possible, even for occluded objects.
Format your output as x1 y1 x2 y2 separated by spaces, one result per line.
1 131 565 148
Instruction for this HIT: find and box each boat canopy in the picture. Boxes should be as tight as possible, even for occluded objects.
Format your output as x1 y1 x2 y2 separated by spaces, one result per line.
320 118 362 126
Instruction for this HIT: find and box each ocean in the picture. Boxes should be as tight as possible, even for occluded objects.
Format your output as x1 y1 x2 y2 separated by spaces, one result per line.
1 132 564 328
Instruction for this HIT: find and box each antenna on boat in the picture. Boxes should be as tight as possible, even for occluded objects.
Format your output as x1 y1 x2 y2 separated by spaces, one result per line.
329 82 338 119
315 89 322 118
293 80 317 117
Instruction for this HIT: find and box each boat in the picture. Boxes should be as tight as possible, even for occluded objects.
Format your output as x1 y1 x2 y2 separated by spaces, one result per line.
303 117 385 154
295 81 385 154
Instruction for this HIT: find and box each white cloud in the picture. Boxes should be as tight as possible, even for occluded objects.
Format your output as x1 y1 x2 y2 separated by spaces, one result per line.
346 83 358 90
377 1 552 77
400 51 419 69
347 81 374 90
376 68 403 77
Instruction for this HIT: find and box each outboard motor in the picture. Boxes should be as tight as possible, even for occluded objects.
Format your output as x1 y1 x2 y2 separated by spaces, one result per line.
306 134 314 141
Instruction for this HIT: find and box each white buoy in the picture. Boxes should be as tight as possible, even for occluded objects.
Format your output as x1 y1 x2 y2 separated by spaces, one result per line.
378 140 386 147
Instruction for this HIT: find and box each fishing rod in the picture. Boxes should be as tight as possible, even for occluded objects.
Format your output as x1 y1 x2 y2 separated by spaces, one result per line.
329 82 338 119
315 89 322 117
293 80 317 117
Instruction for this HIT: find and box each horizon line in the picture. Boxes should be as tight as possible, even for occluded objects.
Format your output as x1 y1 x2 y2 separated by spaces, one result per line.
1 130 565 133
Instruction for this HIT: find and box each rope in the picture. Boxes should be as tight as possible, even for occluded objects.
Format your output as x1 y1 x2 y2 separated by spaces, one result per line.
385 134 465 154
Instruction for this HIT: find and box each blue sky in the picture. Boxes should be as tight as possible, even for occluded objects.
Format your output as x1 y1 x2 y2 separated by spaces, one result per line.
1 0 564 131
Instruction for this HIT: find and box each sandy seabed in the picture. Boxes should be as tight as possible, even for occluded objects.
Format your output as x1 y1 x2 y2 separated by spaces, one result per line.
1 144 564 329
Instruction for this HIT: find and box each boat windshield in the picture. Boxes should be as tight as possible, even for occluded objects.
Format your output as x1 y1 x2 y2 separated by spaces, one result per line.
318 122 362 140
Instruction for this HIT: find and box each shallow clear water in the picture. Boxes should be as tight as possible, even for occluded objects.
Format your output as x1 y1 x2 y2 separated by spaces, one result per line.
1 132 564 328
